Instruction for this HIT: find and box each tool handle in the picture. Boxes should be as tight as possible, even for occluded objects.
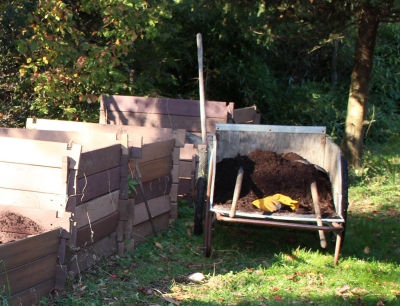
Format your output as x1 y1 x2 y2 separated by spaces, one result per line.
229 167 244 218
311 181 327 248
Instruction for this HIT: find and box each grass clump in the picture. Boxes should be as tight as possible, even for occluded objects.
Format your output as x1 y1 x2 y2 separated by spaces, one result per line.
44 142 400 306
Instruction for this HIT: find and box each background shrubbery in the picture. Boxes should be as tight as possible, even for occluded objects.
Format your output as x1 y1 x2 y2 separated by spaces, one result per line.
1 0 399 143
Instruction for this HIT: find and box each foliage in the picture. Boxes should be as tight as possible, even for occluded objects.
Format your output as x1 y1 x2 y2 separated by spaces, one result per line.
127 173 138 195
0 0 35 127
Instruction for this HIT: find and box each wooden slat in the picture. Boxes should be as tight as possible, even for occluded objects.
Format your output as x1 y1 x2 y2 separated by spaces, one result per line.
109 112 226 133
179 160 193 178
0 253 57 296
74 166 120 205
178 178 191 197
134 138 175 164
133 195 171 226
171 164 180 183
131 212 170 244
132 174 172 203
0 136 81 169
180 144 199 160
11 278 55 306
130 156 172 183
0 188 61 210
75 211 119 247
170 183 179 202
0 207 71 231
0 228 60 272
66 232 117 276
0 128 125 153
100 95 229 117
79 144 121 178
26 118 183 146
0 162 63 194
233 105 259 124
74 191 119 228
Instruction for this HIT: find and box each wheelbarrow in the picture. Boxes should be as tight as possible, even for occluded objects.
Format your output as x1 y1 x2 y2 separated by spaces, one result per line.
204 124 348 265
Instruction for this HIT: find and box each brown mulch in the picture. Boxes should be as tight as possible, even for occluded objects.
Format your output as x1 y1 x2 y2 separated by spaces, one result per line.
0 211 44 244
213 149 338 218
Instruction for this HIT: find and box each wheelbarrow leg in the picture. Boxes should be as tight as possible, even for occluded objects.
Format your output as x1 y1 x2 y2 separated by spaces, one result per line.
204 209 212 257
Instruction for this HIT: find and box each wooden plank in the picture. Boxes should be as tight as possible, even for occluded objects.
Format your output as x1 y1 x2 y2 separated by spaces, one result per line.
131 212 170 244
66 232 117 276
133 195 171 226
171 164 180 183
0 228 60 272
130 156 172 183
11 278 55 306
108 112 226 133
132 174 172 203
0 253 57 296
170 183 178 202
0 207 71 231
75 211 119 247
170 202 178 220
233 105 259 124
0 128 125 153
179 160 193 178
0 136 81 169
26 118 178 145
100 95 229 117
178 178 191 197
0 162 63 194
172 146 180 165
79 144 121 178
74 166 120 205
74 191 119 228
119 199 135 221
180 144 199 160
0 188 61 211
134 138 175 164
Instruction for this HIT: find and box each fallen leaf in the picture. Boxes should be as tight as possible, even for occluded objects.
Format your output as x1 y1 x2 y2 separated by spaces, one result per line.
155 242 163 249
110 274 118 279
337 284 350 295
275 295 284 301
376 301 385 306
364 246 370 254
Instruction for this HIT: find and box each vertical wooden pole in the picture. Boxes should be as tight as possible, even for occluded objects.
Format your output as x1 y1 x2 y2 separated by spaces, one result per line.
197 33 207 145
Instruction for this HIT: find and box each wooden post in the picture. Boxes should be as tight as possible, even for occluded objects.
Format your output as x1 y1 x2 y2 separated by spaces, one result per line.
311 181 327 248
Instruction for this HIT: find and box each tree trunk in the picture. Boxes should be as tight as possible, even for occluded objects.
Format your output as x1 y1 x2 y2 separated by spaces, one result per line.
341 6 379 168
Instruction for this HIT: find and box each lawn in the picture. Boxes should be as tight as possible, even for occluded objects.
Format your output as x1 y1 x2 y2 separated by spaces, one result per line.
42 142 400 306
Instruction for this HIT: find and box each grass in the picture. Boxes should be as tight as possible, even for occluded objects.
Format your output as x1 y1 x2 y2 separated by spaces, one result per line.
42 142 400 306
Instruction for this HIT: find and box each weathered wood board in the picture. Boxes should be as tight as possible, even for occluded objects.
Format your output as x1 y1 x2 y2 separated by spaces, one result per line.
26 118 185 147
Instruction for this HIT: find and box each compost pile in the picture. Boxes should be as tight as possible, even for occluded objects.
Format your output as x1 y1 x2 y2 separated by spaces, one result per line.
0 211 44 244
213 149 338 217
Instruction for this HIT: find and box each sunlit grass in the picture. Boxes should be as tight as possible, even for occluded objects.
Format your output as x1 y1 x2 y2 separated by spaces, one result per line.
44 141 400 306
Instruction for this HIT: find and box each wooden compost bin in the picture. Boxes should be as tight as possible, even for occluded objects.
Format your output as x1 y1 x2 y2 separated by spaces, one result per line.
205 124 348 265
0 136 79 305
25 118 181 247
99 94 260 201
0 127 138 280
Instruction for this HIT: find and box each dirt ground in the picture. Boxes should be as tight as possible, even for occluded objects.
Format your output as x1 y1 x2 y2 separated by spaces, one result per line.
0 211 44 244
213 149 338 218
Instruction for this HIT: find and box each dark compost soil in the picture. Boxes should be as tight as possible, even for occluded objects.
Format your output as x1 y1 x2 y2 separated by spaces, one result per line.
0 211 44 244
213 149 338 218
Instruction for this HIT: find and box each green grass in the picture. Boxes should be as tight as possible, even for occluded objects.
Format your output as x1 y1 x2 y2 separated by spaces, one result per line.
42 142 400 306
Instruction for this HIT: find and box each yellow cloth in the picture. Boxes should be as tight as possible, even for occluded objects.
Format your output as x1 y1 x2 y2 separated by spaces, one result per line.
252 194 299 212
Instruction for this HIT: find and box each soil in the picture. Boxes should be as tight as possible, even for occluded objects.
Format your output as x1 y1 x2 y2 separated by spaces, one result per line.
213 149 338 218
0 211 44 244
